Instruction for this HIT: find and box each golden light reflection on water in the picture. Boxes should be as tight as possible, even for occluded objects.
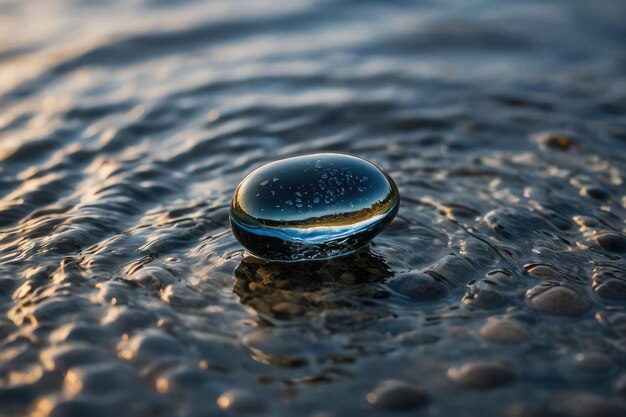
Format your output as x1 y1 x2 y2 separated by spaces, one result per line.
9 365 44 385
63 369 83 397
216 391 234 410
31 397 55 417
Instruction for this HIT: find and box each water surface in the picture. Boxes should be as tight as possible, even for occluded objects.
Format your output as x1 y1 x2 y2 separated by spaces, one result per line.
1 0 626 416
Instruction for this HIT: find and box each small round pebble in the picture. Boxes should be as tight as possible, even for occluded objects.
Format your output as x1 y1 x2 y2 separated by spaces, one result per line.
387 272 448 301
366 380 429 410
573 352 613 372
479 317 528 343
448 361 514 389
462 284 505 309
527 285 590 316
553 392 624 417
592 278 626 301
525 264 562 281
216 389 266 413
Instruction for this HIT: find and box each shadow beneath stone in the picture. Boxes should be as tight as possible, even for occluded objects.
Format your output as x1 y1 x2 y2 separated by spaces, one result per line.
233 249 394 320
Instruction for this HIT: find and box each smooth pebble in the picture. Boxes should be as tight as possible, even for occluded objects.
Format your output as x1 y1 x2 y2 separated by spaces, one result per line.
448 361 514 389
479 317 528 343
230 153 399 261
366 380 429 410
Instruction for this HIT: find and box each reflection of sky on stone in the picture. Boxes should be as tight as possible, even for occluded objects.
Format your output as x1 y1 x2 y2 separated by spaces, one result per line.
235 154 394 223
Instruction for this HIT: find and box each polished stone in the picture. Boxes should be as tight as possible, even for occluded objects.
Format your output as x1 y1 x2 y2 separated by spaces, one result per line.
230 153 399 261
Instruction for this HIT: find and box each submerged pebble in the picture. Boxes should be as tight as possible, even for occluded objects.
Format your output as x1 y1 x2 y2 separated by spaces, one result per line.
552 392 624 417
526 285 590 316
387 272 449 301
592 266 626 300
448 361 515 389
479 317 529 343
366 380 430 410
573 352 613 373
230 153 399 261
462 281 506 309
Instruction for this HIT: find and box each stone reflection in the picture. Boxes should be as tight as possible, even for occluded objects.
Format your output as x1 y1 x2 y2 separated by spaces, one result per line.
233 249 393 320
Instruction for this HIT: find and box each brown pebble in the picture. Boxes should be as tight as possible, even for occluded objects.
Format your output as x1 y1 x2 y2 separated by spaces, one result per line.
573 352 613 372
553 392 624 417
479 317 528 343
527 285 590 316
592 277 626 301
366 380 429 410
448 361 514 389
388 272 449 301
271 301 306 316
525 264 563 281
462 284 505 309
595 282 626 300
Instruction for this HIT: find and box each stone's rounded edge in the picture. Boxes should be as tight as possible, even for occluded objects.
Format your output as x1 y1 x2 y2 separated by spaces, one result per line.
228 153 400 262
232 152 398 225
229 197 399 262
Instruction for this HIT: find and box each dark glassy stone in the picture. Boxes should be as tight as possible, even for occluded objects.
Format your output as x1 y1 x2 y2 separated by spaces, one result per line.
230 153 399 261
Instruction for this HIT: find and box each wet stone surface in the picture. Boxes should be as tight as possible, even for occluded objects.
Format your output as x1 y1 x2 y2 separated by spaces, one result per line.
479 317 529 343
573 352 614 373
1 0 626 416
366 380 430 411
527 285 591 317
230 153 399 261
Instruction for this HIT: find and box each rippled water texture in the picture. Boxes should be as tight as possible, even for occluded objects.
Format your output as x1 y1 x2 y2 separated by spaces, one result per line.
1 1 626 416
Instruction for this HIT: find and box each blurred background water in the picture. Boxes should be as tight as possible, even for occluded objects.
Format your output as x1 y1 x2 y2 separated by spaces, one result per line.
1 0 625 416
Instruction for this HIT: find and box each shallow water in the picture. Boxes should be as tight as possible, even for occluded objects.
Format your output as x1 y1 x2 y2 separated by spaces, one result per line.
1 0 626 416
